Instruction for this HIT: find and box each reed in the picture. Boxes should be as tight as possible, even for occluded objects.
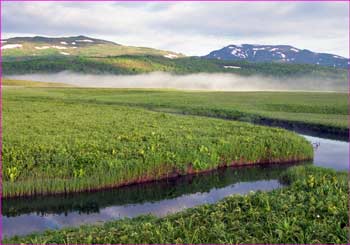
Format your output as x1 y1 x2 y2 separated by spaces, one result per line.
4 166 347 244
3 89 313 198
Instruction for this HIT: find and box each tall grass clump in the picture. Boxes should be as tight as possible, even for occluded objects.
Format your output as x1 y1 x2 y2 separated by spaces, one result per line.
3 165 347 244
3 88 313 197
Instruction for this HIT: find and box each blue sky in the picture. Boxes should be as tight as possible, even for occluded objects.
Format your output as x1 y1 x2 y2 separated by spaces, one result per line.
2 1 349 57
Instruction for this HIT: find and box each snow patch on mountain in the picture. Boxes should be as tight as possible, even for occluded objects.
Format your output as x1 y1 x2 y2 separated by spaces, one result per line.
277 52 286 58
35 46 50 50
52 46 68 50
224 66 241 69
231 48 246 58
164 54 178 59
252 47 266 51
1 44 22 50
76 39 94 43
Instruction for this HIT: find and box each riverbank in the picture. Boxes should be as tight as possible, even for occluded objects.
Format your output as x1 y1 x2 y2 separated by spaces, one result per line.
3 96 312 198
3 84 348 132
151 107 349 141
3 163 294 218
4 155 311 199
2 85 347 243
3 131 348 237
4 165 347 244
6 85 348 198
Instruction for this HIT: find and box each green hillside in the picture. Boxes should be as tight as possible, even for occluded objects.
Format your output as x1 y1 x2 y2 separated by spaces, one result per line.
3 55 347 80
2 35 183 61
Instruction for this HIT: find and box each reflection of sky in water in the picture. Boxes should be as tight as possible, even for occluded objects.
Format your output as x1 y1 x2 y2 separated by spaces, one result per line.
302 135 349 171
3 134 348 238
3 180 279 237
3 215 61 237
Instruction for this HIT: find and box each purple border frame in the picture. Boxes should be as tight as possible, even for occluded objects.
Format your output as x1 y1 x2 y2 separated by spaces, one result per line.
0 0 349 1
0 1 349 245
0 0 349 2
1 0 3 244
348 0 350 240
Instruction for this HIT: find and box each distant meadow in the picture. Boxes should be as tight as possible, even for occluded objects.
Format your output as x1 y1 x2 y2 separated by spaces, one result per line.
8 71 347 92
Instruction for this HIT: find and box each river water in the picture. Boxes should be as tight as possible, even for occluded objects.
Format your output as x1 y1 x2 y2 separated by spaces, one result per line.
2 133 348 237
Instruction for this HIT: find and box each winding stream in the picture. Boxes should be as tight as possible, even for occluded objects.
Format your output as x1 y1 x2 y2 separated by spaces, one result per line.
2 133 348 237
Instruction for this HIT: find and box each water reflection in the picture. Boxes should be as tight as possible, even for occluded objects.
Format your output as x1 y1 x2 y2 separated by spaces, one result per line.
3 133 348 237
3 163 299 237
302 134 349 171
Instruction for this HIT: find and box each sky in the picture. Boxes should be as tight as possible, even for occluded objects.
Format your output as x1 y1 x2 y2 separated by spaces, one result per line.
2 1 349 57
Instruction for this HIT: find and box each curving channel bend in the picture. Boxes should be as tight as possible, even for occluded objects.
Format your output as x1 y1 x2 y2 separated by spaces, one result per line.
2 133 349 237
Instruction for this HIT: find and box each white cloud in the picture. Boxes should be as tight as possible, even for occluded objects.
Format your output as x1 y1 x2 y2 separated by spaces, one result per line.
2 2 348 57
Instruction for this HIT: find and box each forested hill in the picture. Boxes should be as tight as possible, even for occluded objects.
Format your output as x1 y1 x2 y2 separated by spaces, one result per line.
3 55 347 81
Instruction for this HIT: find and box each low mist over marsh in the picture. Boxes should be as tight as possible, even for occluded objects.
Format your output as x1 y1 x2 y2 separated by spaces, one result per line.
7 72 346 92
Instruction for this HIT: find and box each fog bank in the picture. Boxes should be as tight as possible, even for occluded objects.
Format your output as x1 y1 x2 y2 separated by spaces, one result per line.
7 72 346 92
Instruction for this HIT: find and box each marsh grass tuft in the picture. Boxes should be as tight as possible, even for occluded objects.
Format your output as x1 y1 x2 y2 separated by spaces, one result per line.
3 87 314 198
3 166 347 244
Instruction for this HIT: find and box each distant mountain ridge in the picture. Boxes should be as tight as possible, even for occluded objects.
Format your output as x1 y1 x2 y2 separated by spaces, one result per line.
203 44 349 69
2 36 348 69
1 35 182 60
1 36 347 86
3 35 117 46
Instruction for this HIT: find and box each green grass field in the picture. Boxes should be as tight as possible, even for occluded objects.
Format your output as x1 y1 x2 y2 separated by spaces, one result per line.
2 79 72 87
4 81 347 131
4 165 348 244
3 83 313 197
3 81 347 198
2 80 348 243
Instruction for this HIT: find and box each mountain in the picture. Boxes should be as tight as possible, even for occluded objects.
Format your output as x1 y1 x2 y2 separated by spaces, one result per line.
1 36 347 85
1 35 183 60
2 35 116 46
203 44 349 69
